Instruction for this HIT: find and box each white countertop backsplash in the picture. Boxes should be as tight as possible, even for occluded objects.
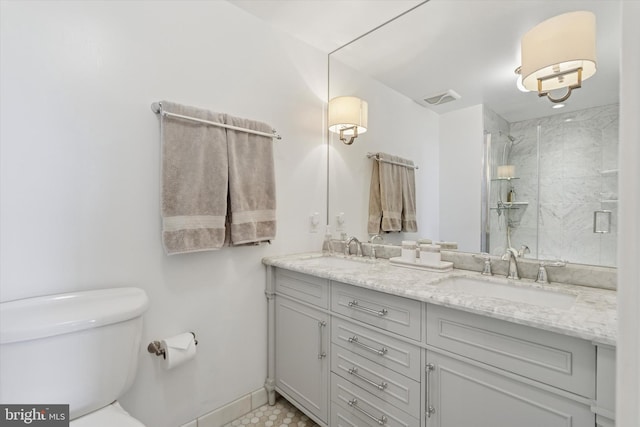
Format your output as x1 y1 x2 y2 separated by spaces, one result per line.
263 252 617 346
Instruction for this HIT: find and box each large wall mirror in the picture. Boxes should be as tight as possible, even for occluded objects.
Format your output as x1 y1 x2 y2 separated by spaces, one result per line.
328 0 620 267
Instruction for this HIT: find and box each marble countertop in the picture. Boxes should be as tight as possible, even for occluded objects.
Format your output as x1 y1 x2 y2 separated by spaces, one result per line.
263 252 617 346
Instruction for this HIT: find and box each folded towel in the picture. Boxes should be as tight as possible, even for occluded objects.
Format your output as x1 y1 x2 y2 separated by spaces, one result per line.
161 101 228 254
368 153 417 234
226 115 276 245
401 163 418 232
368 159 384 233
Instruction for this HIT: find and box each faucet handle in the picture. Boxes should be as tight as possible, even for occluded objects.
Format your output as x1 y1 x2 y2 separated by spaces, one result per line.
536 260 566 284
536 263 549 284
518 245 531 258
368 235 384 259
473 253 492 276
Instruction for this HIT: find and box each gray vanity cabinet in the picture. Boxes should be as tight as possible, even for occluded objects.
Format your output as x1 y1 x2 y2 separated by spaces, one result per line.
424 350 595 427
330 282 423 426
274 270 330 424
425 304 595 426
266 265 615 427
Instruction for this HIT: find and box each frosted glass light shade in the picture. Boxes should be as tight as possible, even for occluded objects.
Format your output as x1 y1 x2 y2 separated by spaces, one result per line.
328 96 368 136
521 11 596 93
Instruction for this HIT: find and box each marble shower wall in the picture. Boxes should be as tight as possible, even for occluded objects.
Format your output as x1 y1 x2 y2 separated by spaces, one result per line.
508 104 619 266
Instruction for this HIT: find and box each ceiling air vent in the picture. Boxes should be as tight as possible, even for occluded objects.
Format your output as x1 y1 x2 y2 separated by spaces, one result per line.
423 89 461 105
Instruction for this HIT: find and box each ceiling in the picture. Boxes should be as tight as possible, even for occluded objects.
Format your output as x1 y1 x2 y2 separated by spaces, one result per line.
230 0 426 53
230 0 620 122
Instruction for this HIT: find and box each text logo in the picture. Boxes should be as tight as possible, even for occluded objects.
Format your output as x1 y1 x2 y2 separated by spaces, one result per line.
1 405 69 426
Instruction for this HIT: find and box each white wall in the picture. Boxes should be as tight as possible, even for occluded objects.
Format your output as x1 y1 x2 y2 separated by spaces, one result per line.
439 105 484 252
0 1 326 426
328 58 440 244
617 1 640 425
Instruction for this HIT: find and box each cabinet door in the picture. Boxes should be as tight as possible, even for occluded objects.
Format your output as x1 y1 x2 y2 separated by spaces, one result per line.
426 303 595 398
595 346 616 422
275 296 329 424
425 351 594 427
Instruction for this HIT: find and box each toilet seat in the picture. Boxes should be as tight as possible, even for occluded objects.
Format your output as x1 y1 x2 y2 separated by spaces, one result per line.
70 402 145 427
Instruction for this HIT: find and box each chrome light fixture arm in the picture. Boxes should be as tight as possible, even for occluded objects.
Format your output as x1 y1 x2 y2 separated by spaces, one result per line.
537 67 583 103
339 125 359 145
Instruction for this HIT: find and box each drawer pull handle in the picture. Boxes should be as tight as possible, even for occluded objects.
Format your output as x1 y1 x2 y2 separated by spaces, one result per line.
347 399 387 425
348 300 388 317
317 321 327 359
425 363 436 419
348 367 388 391
347 336 388 356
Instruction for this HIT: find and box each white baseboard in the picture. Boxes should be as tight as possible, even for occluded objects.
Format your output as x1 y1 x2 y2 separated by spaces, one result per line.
180 387 269 427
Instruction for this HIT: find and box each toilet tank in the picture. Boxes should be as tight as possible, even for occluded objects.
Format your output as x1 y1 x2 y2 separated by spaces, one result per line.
0 287 149 420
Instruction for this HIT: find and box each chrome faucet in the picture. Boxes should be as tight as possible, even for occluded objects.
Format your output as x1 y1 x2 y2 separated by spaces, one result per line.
345 236 363 257
502 247 520 280
369 234 384 259
370 234 384 244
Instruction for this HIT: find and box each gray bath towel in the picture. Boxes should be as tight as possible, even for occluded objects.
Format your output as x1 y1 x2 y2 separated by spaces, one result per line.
401 164 417 232
161 101 228 254
226 115 276 245
368 153 417 234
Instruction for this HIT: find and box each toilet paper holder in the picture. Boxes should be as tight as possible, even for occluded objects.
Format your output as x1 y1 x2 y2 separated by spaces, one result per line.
147 332 198 359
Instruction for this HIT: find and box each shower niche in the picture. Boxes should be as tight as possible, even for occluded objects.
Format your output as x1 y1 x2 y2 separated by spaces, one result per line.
490 178 529 224
482 104 618 267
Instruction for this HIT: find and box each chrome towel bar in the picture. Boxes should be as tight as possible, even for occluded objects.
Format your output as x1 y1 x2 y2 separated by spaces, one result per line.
151 102 282 140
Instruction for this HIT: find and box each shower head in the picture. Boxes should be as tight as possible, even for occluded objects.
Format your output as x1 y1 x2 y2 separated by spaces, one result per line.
501 134 516 164
498 131 516 143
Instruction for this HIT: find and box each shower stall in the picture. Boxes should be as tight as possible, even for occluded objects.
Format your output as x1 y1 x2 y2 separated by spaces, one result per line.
482 104 619 267
482 130 534 258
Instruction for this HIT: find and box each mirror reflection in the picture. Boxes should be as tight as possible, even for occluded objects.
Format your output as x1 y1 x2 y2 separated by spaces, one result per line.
328 0 620 267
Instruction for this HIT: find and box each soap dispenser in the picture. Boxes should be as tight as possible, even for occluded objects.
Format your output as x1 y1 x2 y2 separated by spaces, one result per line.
507 188 516 203
322 226 333 255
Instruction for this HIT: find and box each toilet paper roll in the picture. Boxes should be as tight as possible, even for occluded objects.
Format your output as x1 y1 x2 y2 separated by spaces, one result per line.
161 332 197 369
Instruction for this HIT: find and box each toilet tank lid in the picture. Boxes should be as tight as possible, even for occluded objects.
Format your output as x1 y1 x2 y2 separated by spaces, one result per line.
0 287 149 344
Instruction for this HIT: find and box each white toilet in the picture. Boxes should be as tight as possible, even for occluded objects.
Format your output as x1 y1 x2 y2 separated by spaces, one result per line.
0 287 149 426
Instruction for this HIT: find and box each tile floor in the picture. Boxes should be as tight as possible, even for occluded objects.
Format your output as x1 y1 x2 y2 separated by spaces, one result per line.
224 397 319 427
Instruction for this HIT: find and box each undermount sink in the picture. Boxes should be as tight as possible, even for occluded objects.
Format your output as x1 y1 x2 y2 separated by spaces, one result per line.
439 277 577 309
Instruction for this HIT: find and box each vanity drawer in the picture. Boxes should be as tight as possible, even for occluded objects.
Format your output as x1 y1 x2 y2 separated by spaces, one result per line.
332 282 422 341
331 374 420 427
426 304 596 398
332 345 421 415
275 269 329 309
332 318 421 380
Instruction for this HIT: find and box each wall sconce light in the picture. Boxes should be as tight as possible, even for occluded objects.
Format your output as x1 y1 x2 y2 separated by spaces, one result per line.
328 96 368 145
520 11 597 103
